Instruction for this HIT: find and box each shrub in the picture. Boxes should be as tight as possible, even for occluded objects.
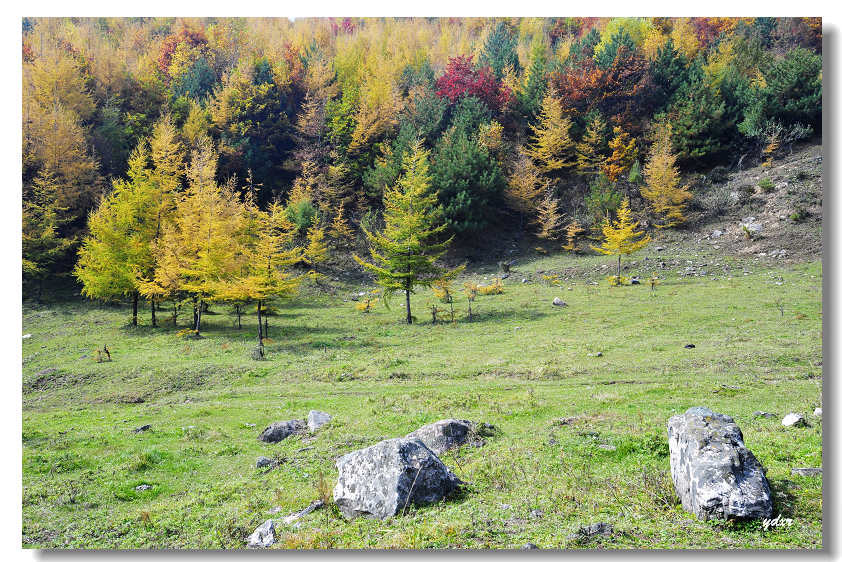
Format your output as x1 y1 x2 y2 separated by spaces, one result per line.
737 184 755 205
790 207 810 223
477 278 504 295
607 275 630 286
286 198 319 232
758 177 775 193
707 166 730 184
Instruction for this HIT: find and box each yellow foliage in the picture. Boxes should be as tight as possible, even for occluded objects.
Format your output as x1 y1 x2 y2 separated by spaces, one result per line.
601 127 638 182
670 18 700 60
505 150 547 217
591 198 650 279
534 191 564 240
525 94 576 172
542 274 561 286
575 114 608 176
641 123 692 228
329 202 354 241
562 220 585 253
477 278 504 295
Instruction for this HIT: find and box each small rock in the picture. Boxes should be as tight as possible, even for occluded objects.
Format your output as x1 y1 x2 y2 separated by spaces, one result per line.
588 352 603 357
501 273 510 280
500 503 512 510
521 543 539 550
684 344 695 349
256 456 273 469
521 278 528 283
630 277 640 285
133 424 151 434
753 411 777 419
656 246 664 252
406 419 481 455
244 423 256 428
247 519 276 548
529 509 544 519
813 407 822 417
711 230 723 238
135 484 152 491
791 467 822 477
258 419 306 443
597 444 617 451
268 506 284 514
22 334 32 339
567 522 613 541
782 413 806 427
552 297 567 307
308 410 332 432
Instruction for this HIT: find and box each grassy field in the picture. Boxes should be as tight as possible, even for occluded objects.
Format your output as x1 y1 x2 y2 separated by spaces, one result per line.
21 248 823 549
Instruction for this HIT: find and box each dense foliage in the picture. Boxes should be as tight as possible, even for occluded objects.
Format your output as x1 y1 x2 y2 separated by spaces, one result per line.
22 17 822 294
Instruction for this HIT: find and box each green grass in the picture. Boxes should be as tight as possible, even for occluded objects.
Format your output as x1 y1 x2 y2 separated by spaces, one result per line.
22 251 823 549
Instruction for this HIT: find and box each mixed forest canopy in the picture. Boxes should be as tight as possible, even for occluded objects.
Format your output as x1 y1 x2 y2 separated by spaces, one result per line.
22 16 822 300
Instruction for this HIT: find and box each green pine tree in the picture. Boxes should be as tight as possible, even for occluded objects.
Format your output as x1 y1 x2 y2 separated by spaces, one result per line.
354 140 451 324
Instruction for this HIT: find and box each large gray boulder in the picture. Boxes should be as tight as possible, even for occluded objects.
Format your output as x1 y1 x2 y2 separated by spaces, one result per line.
667 406 772 520
333 438 461 519
258 419 306 443
405 419 477 456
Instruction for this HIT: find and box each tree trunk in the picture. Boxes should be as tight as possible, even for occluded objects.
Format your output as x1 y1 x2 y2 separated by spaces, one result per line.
617 255 622 279
468 301 472 322
194 299 203 335
151 298 157 328
172 301 179 327
236 304 242 329
405 288 412 324
257 300 263 342
192 297 198 329
131 291 139 326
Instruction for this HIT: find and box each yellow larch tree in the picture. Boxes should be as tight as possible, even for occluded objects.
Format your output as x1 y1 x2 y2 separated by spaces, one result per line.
591 197 651 280
575 113 608 176
534 190 564 240
561 220 585 253
525 93 577 173
601 127 638 182
641 123 693 228
505 150 547 227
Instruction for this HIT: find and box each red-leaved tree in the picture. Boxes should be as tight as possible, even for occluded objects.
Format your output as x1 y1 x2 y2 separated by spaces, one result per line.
435 55 512 113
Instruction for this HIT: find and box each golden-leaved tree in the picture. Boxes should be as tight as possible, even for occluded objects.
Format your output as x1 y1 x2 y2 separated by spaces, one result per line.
525 93 577 173
641 123 693 228
591 197 651 280
601 126 638 182
213 198 302 358
144 136 244 336
575 113 608 176
505 150 547 228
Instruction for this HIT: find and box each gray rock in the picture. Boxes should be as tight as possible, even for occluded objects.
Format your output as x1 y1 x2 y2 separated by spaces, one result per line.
782 413 806 427
552 297 567 307
813 407 822 417
501 273 510 280
247 519 276 548
258 419 306 443
521 278 528 283
597 444 617 451
282 499 325 524
133 424 151 433
521 543 539 550
711 230 723 238
791 467 822 477
135 484 152 491
529 509 544 519
405 419 476 456
308 410 332 432
567 522 613 541
256 456 273 468
753 411 777 419
630 277 640 285
588 352 603 357
333 437 461 519
668 406 772 520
